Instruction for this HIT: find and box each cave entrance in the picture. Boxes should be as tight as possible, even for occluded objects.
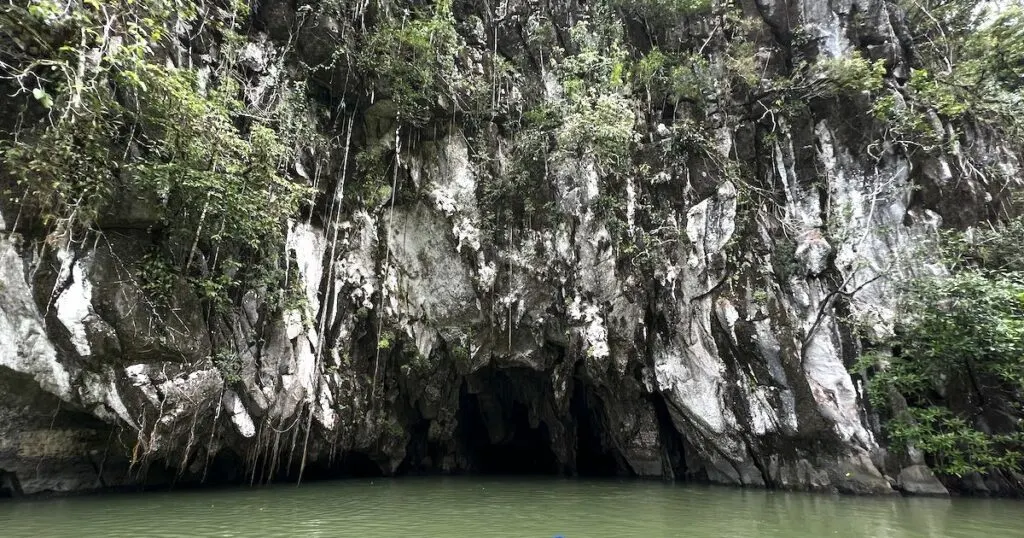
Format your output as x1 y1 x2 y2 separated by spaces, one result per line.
327 451 384 479
0 470 21 498
282 449 384 482
457 382 559 475
652 392 694 481
570 380 626 477
201 448 245 484
452 366 630 477
399 418 444 475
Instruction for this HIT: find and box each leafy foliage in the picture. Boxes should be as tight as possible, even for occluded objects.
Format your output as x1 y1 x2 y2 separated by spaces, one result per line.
378 330 395 351
357 1 462 126
137 251 178 307
213 348 244 385
895 1 1024 140
886 407 1023 477
609 0 712 21
554 16 638 174
856 217 1024 476
131 69 307 260
355 0 501 127
943 217 1024 273
814 53 887 95
1 0 309 313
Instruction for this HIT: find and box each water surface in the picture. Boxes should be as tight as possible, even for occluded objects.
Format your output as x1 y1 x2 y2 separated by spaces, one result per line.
1 477 1021 537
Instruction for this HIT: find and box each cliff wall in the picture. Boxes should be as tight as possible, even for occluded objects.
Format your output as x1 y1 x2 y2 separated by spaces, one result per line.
1 0 1020 497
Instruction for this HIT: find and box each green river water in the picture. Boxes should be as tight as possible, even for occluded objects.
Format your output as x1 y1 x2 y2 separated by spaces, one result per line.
1 477 1021 537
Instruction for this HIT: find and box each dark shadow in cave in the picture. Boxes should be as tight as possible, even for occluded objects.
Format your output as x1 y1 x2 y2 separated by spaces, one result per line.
457 382 559 475
398 418 442 475
0 470 22 498
298 450 384 480
570 379 628 477
652 392 696 481
144 449 249 491
201 448 245 484
152 444 384 491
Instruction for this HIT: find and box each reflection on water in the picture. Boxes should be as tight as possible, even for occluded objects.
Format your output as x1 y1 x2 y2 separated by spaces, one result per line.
1 477 1021 537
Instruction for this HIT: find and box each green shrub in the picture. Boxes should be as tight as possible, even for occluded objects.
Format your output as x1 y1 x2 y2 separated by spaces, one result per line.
137 252 179 307
856 217 1024 476
357 0 483 126
896 1 1024 141
886 407 1023 477
554 17 637 174
378 330 395 351
610 0 712 19
1 0 310 313
213 349 244 385
816 53 887 95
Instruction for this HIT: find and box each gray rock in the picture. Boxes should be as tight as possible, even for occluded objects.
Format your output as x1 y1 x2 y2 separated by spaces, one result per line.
896 465 949 496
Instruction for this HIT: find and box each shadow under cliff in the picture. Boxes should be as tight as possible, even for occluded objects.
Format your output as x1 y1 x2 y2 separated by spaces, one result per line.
163 365 690 489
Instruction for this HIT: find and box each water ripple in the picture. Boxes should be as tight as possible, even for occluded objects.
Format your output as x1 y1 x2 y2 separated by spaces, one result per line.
1 478 1022 537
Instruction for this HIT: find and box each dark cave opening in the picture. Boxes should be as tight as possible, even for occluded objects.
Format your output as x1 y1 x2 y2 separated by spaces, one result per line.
457 382 560 475
94 378 688 492
652 393 694 481
310 451 385 479
141 449 246 491
0 470 21 498
201 448 245 484
447 367 631 477
570 380 626 477
398 418 439 475
294 448 385 481
235 451 384 487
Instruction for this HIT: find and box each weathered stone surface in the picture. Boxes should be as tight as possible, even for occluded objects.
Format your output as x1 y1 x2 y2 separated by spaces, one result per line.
897 465 949 496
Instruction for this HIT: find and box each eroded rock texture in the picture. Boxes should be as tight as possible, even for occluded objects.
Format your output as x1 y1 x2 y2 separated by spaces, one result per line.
1 0 1019 497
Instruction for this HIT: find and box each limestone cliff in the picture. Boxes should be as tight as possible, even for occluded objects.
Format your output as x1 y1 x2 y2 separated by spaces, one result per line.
1 0 1021 497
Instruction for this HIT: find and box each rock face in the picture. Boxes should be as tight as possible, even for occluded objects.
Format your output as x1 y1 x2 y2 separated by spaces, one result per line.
896 465 948 496
0 0 1018 497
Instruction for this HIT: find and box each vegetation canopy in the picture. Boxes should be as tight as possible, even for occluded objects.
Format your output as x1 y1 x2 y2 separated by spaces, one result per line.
1 0 309 314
